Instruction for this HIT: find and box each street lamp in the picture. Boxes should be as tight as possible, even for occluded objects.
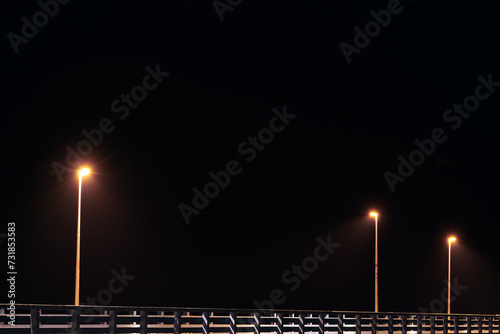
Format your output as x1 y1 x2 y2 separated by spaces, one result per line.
75 168 90 306
447 236 456 314
369 211 379 312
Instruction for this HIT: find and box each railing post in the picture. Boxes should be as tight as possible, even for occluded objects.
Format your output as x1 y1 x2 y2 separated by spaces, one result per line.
401 315 407 334
253 312 260 334
318 313 324 334
466 316 471 334
430 316 435 334
478 317 483 334
371 314 377 334
298 313 305 334
109 310 117 334
488 317 493 334
276 313 284 334
202 312 210 334
30 309 39 334
337 314 344 334
71 307 80 334
388 315 393 334
230 312 237 334
174 311 181 334
443 316 448 334
453 316 459 334
140 310 147 334
355 314 361 334
417 315 422 334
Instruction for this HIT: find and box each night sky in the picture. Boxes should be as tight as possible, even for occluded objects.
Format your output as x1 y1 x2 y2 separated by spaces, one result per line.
3 0 500 315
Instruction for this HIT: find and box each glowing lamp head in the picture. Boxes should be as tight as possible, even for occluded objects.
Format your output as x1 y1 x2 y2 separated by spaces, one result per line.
448 236 456 243
369 211 378 217
79 168 90 176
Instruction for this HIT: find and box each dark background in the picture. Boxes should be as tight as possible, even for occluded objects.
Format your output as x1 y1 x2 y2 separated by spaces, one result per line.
2 0 500 314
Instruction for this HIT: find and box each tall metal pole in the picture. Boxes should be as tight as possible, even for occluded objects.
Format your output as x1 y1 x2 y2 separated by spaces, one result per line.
75 173 83 306
375 214 378 313
447 239 451 314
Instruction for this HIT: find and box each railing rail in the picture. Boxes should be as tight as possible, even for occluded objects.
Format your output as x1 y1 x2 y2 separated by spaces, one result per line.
1 304 499 334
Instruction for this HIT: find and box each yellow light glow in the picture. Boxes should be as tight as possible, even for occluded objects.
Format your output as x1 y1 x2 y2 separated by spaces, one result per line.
369 211 378 217
448 236 456 243
79 168 90 176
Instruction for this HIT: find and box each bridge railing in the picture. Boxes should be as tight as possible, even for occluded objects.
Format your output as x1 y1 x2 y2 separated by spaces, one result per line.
0 304 499 334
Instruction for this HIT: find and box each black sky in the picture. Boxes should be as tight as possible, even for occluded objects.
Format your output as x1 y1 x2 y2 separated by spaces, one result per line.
2 0 500 314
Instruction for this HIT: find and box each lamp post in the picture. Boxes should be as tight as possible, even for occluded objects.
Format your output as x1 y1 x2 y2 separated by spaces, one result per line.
75 168 90 306
369 211 379 312
447 236 456 314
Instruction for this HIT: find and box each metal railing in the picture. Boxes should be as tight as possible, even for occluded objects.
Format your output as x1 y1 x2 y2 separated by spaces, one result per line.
0 304 499 334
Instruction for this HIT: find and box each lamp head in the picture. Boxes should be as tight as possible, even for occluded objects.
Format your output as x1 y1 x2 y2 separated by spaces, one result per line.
79 168 90 176
448 236 456 243
369 211 378 217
